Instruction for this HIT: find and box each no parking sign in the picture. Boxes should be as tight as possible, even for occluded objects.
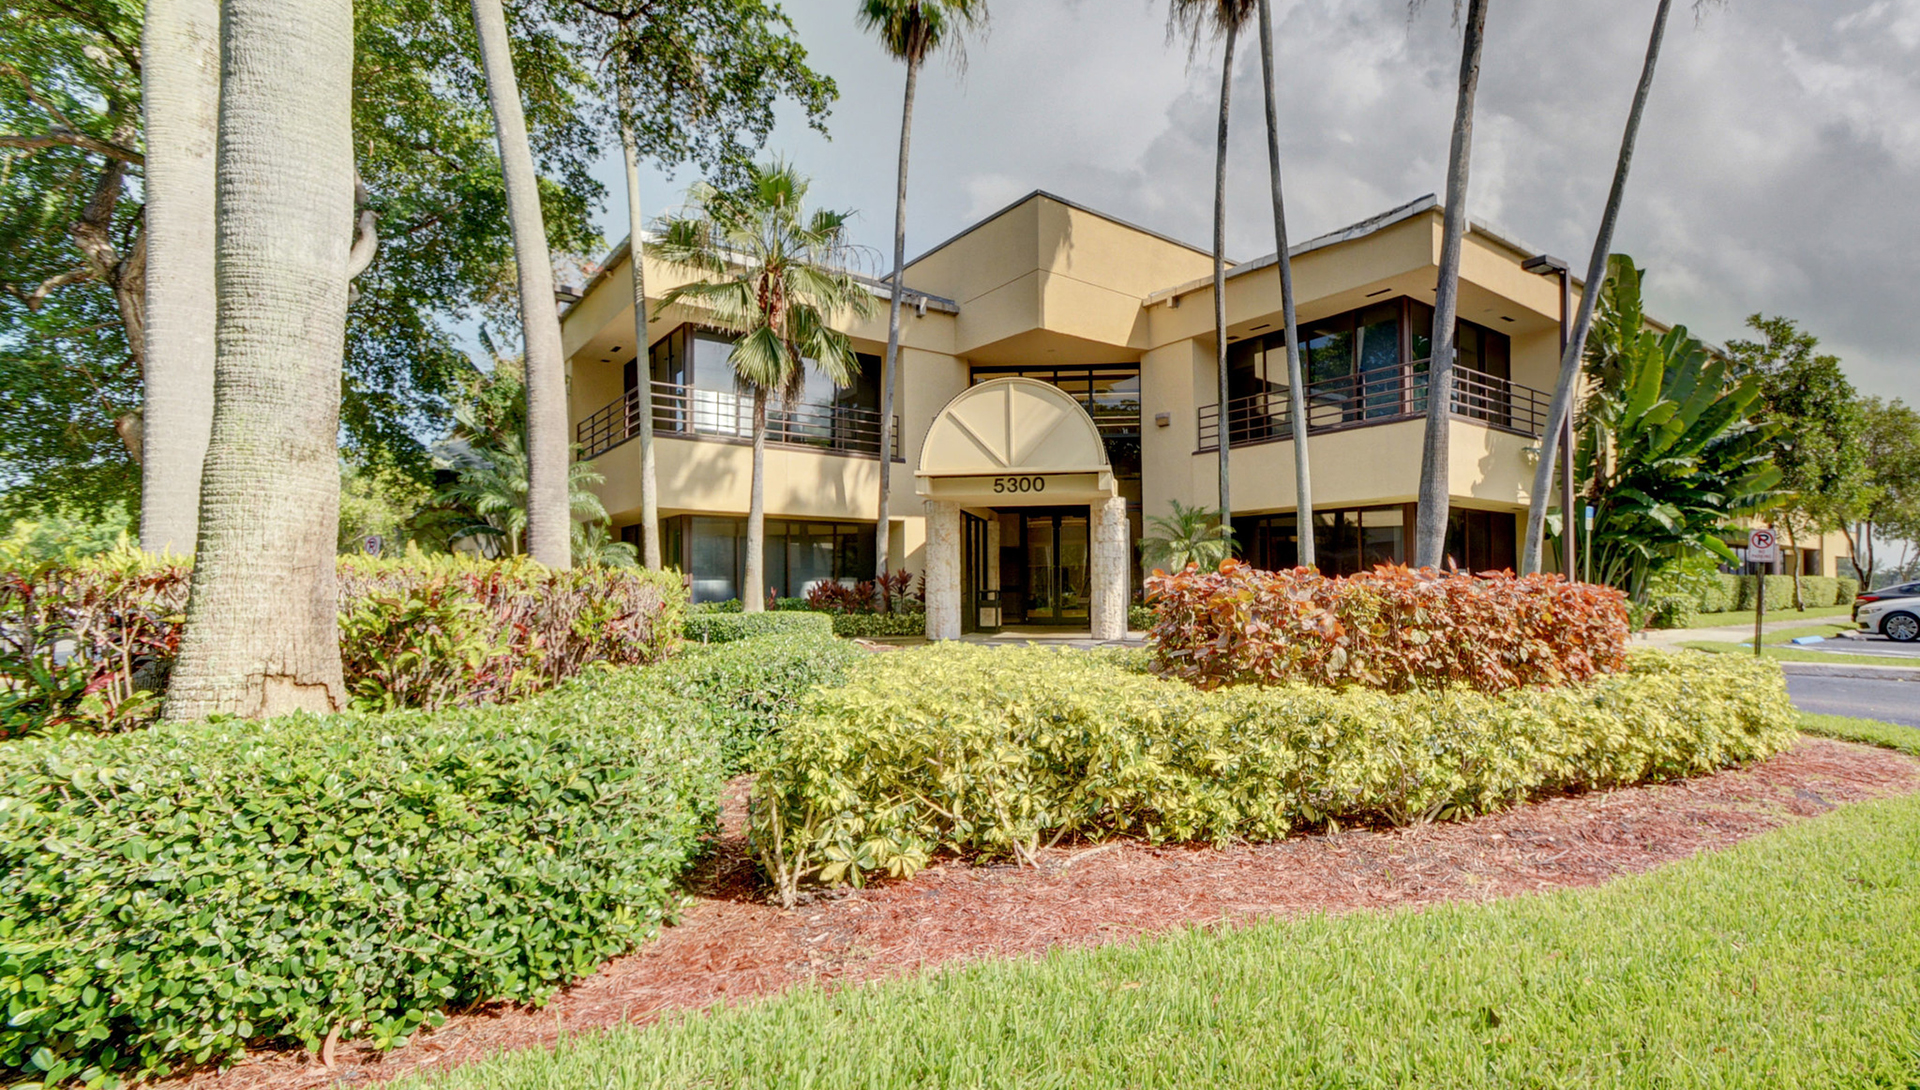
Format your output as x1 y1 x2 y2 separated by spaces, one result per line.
1748 528 1779 564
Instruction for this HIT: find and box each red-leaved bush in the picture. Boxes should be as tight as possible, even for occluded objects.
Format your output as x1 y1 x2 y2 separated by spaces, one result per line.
1144 560 1628 694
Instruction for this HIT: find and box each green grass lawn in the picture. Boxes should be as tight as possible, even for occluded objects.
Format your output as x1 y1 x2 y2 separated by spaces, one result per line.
1679 640 1911 668
412 715 1920 1090
1685 603 1856 628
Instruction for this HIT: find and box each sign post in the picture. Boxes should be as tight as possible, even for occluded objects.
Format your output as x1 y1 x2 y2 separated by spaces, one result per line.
1747 528 1780 658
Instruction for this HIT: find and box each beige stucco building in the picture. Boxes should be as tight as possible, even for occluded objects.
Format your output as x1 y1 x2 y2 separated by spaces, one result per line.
561 191 1848 636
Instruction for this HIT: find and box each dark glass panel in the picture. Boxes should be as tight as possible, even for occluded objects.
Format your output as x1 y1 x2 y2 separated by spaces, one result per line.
1356 302 1402 420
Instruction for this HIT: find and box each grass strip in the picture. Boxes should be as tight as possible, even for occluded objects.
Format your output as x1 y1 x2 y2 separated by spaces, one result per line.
1679 640 1915 668
414 784 1920 1088
1687 603 1856 627
1800 712 1920 757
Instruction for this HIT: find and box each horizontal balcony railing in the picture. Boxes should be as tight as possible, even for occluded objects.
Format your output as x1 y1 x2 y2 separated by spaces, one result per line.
1197 361 1549 451
578 380 900 461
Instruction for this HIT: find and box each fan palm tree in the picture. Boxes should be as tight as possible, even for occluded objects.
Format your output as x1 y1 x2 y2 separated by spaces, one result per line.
470 0 570 569
1413 0 1490 569
650 163 874 611
1520 0 1676 575
1170 0 1256 539
859 0 989 596
1251 0 1313 566
1142 500 1234 573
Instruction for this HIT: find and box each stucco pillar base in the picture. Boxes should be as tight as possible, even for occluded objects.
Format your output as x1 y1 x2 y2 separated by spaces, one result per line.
924 500 962 640
1090 495 1129 642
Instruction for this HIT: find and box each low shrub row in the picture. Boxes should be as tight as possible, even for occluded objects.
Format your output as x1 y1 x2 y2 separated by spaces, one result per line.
684 610 834 643
1 552 684 736
828 612 925 638
1648 573 1860 628
749 646 1795 905
1144 561 1629 694
0 631 848 1085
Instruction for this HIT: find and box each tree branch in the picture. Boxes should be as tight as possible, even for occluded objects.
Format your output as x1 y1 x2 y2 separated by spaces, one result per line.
3 266 94 310
0 130 145 164
346 176 380 287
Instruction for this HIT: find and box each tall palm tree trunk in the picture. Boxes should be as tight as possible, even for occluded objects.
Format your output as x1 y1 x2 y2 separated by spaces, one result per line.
874 55 920 597
163 0 353 721
616 79 660 569
1413 0 1489 569
745 387 769 612
138 0 220 556
1255 0 1312 568
472 0 570 569
1521 0 1672 575
1212 20 1238 539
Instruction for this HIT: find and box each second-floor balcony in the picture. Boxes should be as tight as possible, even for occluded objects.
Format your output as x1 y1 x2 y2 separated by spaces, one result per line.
1197 362 1549 451
578 380 900 461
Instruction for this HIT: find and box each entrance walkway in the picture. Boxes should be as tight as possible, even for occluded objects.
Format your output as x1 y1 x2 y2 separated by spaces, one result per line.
963 626 1146 651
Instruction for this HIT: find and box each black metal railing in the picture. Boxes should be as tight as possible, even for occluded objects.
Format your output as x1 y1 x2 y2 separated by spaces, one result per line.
1197 361 1549 450
578 380 900 461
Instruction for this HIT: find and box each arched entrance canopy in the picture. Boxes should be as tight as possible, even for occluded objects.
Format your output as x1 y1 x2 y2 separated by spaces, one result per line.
915 377 1117 505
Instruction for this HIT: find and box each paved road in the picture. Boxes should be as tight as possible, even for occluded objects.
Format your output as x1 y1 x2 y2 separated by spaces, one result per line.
1787 675 1920 728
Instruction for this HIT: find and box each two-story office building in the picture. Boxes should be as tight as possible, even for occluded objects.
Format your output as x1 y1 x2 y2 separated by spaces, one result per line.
561 190 1846 638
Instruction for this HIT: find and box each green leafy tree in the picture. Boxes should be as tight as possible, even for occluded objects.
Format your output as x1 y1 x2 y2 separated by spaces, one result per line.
1142 500 1233 573
1841 397 1920 588
552 0 835 571
1725 315 1869 607
859 0 987 595
1574 256 1781 599
650 163 874 611
0 0 603 524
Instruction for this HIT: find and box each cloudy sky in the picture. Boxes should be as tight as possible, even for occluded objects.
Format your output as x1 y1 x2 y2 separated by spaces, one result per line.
588 0 1917 401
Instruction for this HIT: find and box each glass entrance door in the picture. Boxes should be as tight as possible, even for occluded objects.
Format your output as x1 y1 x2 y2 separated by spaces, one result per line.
1021 513 1090 624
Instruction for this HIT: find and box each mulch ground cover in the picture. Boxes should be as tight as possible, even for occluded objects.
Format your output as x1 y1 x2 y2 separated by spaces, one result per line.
174 735 1920 1090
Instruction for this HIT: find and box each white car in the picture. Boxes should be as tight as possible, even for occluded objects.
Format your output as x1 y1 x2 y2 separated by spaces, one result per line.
1857 597 1920 643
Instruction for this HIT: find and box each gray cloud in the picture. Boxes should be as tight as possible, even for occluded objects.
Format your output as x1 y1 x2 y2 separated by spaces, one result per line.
594 0 1918 400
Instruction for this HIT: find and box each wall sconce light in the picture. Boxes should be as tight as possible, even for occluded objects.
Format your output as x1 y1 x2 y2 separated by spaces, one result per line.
1154 412 1171 428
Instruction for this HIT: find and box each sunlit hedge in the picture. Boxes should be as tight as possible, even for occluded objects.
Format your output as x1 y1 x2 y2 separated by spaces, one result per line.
750 646 1795 904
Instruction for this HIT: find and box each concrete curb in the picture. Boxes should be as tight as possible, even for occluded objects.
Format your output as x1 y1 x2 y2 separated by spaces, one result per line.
1779 661 1920 683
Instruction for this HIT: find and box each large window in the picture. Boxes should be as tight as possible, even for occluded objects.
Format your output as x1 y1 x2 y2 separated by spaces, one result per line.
637 515 877 604
621 324 883 450
970 365 1142 478
1240 506 1408 577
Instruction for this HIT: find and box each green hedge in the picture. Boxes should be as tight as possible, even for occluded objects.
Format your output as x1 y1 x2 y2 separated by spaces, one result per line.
830 612 925 638
683 610 832 643
0 632 853 1085
751 647 1795 904
1128 603 1155 631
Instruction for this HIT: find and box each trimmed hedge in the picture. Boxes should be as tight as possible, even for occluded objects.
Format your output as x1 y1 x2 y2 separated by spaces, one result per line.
0 631 850 1085
1128 604 1155 631
0 553 684 735
750 646 1796 904
1145 561 1628 694
683 610 833 643
830 612 925 638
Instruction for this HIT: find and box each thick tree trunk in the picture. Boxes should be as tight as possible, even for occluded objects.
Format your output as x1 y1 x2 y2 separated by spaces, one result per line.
472 0 570 569
1213 21 1237 538
138 0 219 556
1256 0 1312 567
1522 0 1671 575
163 0 353 720
1414 0 1489 570
745 387 769 612
616 81 660 570
874 57 919 598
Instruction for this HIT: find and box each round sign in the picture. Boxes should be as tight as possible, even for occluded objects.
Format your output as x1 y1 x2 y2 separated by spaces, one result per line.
1749 529 1775 551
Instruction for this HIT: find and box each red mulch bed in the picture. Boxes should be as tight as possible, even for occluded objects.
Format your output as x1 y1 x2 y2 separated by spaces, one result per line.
172 736 1919 1090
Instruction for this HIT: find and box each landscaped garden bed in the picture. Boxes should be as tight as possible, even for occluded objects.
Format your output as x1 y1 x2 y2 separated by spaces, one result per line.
159 726 1920 1090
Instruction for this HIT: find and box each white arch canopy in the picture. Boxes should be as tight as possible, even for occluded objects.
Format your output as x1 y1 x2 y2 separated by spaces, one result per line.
915 377 1116 505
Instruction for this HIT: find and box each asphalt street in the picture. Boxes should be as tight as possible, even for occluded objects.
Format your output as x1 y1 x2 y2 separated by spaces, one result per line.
1787 675 1920 729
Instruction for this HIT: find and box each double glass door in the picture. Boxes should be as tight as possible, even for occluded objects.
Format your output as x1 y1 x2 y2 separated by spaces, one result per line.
1022 513 1090 623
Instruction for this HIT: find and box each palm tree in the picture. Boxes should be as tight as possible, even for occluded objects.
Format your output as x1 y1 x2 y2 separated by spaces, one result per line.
470 0 571 569
138 0 220 556
649 164 874 611
1170 0 1256 540
860 0 989 597
1252 0 1313 567
1413 0 1490 569
163 0 355 720
1520 0 1675 576
1142 500 1234 572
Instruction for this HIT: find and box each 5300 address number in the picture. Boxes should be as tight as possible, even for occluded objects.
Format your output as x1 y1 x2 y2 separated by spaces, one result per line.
991 476 1047 494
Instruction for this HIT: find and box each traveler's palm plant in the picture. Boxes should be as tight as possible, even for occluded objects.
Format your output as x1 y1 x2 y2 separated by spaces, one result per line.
1142 501 1235 573
650 164 874 609
1574 256 1781 599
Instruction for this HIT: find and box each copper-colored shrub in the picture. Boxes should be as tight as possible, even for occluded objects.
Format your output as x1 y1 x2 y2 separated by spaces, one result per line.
1144 560 1628 693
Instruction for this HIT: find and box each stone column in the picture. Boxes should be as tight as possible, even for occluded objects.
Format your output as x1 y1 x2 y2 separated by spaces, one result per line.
924 499 962 640
1089 494 1129 641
